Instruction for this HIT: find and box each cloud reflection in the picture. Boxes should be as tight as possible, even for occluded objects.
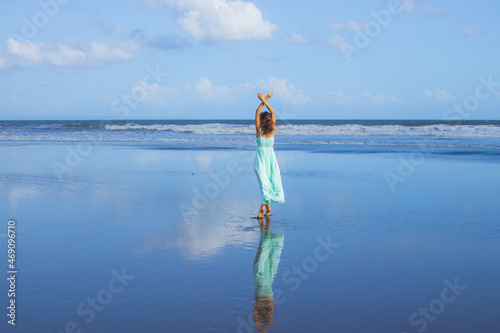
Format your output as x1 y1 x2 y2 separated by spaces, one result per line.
134 201 258 260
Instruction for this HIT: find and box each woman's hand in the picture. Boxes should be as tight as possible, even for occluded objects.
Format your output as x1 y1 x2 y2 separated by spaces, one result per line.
257 91 273 102
256 91 275 120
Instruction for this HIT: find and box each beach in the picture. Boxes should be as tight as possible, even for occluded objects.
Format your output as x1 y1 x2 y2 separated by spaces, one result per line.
1 132 499 332
3 0 500 330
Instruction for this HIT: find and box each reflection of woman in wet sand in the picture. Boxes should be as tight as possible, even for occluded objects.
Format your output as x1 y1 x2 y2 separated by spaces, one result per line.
253 216 284 333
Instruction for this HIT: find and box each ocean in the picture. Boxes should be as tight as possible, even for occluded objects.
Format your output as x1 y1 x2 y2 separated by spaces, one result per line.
1 119 500 154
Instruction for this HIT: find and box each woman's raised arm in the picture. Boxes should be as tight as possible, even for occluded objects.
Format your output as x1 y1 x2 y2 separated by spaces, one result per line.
255 92 274 133
258 91 276 124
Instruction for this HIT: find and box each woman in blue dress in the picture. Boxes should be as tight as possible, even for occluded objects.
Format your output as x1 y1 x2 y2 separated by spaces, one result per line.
254 92 285 218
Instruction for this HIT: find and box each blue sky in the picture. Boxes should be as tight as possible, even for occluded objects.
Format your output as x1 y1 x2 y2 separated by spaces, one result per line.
1 0 499 120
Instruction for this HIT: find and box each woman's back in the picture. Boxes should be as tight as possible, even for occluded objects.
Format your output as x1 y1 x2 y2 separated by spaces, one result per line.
257 135 274 148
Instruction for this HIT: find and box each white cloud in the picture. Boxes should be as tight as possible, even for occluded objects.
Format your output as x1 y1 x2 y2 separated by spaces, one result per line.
362 91 387 104
457 26 484 37
387 94 402 103
325 90 355 104
402 0 452 14
130 29 189 50
402 0 415 12
327 35 360 53
423 89 455 101
289 33 307 44
192 76 310 104
0 55 6 69
6 38 44 64
327 35 345 47
325 90 401 104
131 80 177 100
3 38 135 69
127 75 309 105
113 23 124 35
98 21 124 35
419 4 452 14
44 44 87 67
256 77 309 104
194 77 234 100
329 21 366 32
12 83 31 94
146 0 276 41
88 41 132 61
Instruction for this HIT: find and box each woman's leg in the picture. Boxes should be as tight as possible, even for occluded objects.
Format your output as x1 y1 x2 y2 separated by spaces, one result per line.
265 204 271 215
257 204 266 218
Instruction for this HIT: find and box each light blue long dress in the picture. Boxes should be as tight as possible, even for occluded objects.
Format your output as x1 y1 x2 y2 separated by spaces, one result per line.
254 128 285 205
252 229 284 332
253 230 285 298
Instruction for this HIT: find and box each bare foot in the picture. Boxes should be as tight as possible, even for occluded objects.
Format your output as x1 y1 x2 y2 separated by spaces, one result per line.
265 208 271 216
257 207 265 218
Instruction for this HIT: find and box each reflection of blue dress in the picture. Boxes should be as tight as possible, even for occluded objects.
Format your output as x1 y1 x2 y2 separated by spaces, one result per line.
254 130 285 205
253 231 285 297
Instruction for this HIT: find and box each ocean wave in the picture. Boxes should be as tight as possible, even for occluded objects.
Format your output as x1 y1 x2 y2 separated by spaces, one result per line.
62 122 93 128
104 123 253 134
104 123 500 137
1 136 499 150
32 124 64 129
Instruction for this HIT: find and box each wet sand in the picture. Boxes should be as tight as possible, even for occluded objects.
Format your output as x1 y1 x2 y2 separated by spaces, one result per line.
1 144 499 332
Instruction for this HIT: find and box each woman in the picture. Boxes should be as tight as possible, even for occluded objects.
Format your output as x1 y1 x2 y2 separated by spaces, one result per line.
254 91 285 218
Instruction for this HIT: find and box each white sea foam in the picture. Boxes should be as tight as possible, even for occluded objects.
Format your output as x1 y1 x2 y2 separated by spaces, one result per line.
1 136 499 150
104 123 254 134
104 123 500 137
2 121 499 151
32 124 64 129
